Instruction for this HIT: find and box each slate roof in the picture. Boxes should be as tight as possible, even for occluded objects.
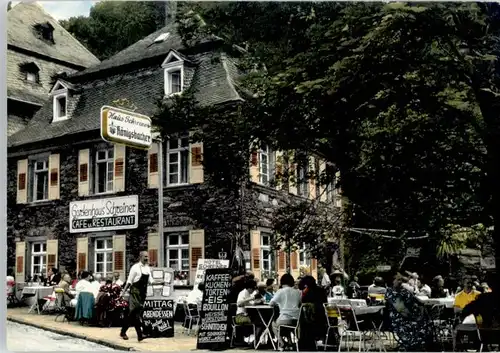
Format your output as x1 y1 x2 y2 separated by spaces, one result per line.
7 87 45 106
8 49 244 148
71 23 220 78
8 2 100 68
7 114 29 137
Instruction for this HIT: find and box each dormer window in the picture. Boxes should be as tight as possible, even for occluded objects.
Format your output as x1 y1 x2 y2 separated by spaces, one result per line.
168 70 182 94
19 62 41 83
54 95 67 120
50 80 70 122
33 22 55 43
162 51 184 96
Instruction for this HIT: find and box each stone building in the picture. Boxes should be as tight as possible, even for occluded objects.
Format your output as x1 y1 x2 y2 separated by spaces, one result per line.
7 2 100 136
7 20 337 286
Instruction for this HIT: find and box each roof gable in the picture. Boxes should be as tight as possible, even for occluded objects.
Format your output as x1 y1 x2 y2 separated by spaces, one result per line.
8 3 100 68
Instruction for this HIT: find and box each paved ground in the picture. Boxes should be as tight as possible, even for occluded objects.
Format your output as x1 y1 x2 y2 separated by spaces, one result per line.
7 321 116 351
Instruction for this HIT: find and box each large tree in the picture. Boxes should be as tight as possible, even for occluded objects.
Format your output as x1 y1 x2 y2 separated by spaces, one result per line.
179 2 499 273
60 1 166 59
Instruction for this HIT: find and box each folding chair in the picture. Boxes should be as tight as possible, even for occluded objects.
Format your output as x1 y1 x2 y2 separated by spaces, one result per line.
230 315 256 348
182 301 200 335
53 288 68 322
323 303 343 351
279 305 306 352
338 304 365 352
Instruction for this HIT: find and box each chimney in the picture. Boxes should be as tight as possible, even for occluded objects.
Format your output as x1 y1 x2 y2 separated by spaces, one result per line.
165 1 177 26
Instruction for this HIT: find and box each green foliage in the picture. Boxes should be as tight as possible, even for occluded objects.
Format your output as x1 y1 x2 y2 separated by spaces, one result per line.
60 1 166 59
182 2 500 274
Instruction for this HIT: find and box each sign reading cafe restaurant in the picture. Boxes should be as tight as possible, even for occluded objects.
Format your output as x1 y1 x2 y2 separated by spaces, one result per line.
70 195 139 233
101 105 152 149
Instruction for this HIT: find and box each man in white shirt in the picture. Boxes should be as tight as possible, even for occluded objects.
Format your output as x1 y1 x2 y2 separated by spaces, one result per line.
71 271 93 307
120 251 157 342
235 279 258 344
270 274 301 349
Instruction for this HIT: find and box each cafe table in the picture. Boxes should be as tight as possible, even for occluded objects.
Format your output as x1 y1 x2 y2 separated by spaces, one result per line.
246 304 276 350
22 285 54 314
416 296 455 308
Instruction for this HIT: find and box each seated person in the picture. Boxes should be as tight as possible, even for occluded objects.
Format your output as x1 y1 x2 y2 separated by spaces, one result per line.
112 272 124 287
70 271 93 307
91 274 103 298
270 274 301 350
331 278 345 298
57 274 75 304
235 279 258 344
186 282 205 307
455 278 481 310
431 275 448 298
416 280 432 297
368 277 387 296
266 278 276 295
255 282 273 302
48 268 61 286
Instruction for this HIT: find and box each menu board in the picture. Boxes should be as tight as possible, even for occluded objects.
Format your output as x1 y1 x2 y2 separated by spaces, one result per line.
196 268 232 350
147 267 175 298
142 299 175 337
194 259 229 286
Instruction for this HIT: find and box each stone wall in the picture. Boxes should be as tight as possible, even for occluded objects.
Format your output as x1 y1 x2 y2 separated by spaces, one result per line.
7 136 287 272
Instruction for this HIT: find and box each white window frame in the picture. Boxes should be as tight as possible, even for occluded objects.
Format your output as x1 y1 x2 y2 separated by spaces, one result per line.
31 242 47 278
32 158 49 202
166 136 189 187
299 243 310 267
94 148 114 194
53 93 68 122
165 233 190 275
94 238 113 278
258 145 270 185
261 233 274 276
162 52 184 96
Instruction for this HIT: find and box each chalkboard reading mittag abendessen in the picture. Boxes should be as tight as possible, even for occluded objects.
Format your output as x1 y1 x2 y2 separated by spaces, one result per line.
196 268 232 350
141 299 174 338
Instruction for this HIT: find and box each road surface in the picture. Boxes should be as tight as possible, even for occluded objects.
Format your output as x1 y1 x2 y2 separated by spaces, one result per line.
7 321 116 351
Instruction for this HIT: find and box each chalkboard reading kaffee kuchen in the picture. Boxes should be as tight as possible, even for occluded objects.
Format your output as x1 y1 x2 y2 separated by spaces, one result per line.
197 269 232 350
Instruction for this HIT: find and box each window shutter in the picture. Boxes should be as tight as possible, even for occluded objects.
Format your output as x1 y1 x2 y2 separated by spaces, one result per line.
275 151 284 190
48 154 60 200
308 156 316 199
147 233 160 267
250 150 259 183
278 250 286 270
311 259 318 279
78 149 90 196
17 159 28 204
289 155 298 195
46 239 58 276
189 142 204 184
189 229 205 284
335 171 342 208
76 237 88 273
250 230 261 280
15 241 26 283
148 143 159 189
291 252 298 271
113 145 126 192
318 160 327 202
113 234 126 281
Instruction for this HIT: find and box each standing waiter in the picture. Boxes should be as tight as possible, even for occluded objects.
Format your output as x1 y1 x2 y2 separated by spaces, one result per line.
120 251 160 341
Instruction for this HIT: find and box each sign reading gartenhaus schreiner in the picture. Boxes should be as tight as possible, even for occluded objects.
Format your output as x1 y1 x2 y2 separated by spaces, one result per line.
69 195 139 233
100 105 152 149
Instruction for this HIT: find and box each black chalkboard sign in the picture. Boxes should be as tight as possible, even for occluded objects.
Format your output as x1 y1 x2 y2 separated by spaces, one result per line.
141 298 175 338
196 268 232 350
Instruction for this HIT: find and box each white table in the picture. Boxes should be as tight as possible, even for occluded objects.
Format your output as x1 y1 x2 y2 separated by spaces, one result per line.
246 305 276 350
416 296 454 308
328 298 368 307
22 286 54 314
